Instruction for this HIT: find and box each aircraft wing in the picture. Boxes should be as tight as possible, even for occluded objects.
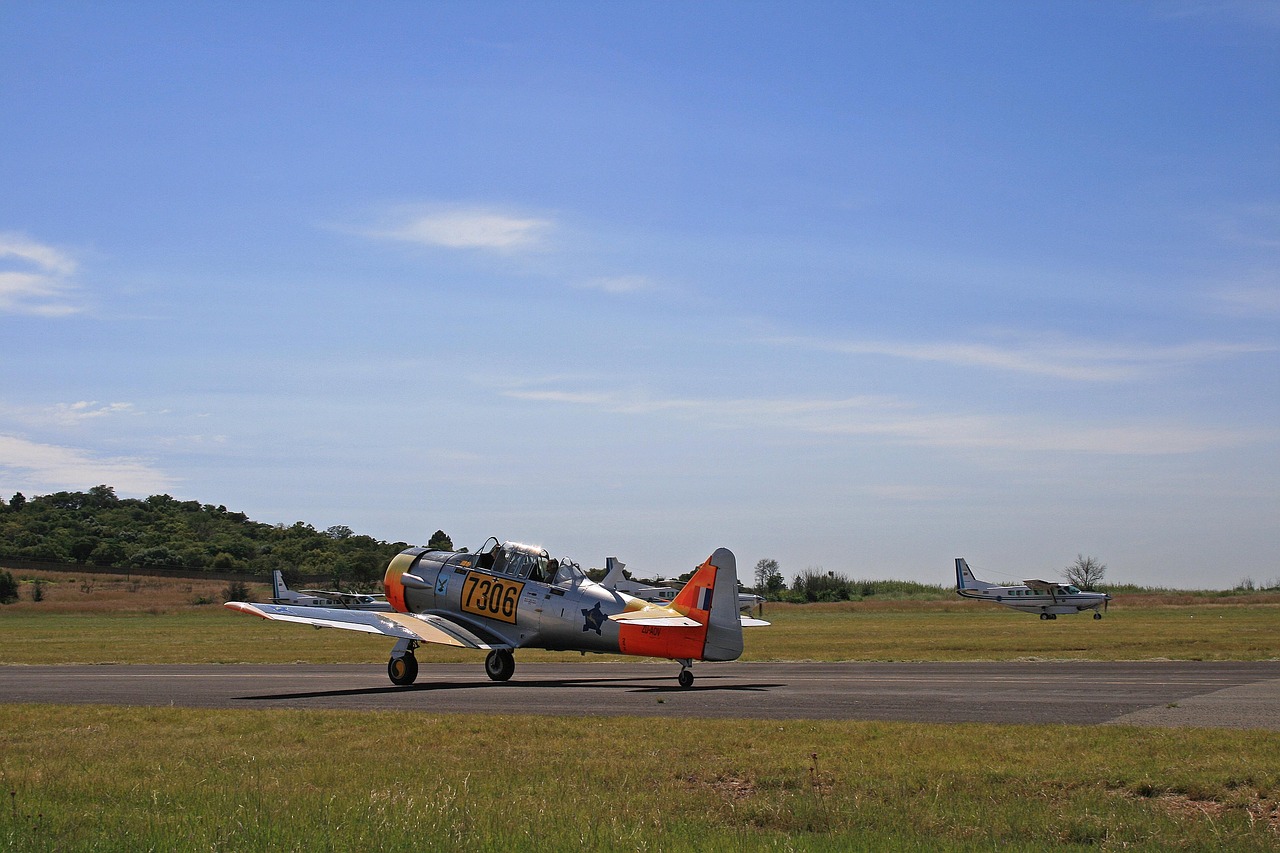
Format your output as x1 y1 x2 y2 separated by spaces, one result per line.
224 602 510 649
1023 579 1058 591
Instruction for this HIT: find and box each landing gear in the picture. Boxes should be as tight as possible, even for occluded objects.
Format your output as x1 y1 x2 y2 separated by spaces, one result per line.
1093 611 1103 620
677 658 694 688
388 653 418 686
485 649 515 682
1039 612 1058 620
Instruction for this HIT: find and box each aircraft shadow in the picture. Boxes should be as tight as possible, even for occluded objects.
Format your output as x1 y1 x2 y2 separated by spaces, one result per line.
238 675 782 702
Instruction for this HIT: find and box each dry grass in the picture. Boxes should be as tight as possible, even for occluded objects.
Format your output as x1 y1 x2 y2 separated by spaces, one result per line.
2 568 269 614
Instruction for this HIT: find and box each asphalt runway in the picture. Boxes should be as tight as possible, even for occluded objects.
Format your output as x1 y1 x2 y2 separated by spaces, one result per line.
4 660 1280 729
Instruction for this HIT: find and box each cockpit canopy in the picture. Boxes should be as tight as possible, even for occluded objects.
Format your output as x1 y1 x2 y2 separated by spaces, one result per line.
486 541 588 586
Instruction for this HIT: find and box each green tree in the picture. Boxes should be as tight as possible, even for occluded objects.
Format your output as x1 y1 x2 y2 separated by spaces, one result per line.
754 558 779 593
427 530 454 551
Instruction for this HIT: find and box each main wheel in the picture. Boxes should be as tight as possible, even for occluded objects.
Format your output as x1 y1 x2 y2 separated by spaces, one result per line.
388 654 418 686
1093 611 1102 620
1039 612 1050 621
485 650 515 682
677 669 694 688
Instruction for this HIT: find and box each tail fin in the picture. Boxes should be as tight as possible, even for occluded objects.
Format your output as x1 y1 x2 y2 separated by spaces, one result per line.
600 556 627 590
955 558 993 591
272 570 288 601
672 548 744 661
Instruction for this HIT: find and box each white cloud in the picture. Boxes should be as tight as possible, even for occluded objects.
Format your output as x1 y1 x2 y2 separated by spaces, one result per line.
0 434 174 495
0 233 84 316
369 207 551 251
503 386 1259 455
770 334 1273 381
575 275 657 295
51 401 137 425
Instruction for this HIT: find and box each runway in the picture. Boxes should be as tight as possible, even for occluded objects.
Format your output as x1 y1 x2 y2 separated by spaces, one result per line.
5 660 1280 729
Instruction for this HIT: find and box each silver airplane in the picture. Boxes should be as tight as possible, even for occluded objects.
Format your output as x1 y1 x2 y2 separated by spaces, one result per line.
228 539 768 688
955 557 1110 620
268 569 392 611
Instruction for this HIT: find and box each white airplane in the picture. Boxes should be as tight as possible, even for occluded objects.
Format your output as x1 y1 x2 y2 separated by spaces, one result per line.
269 570 392 611
600 557 763 613
955 558 1110 620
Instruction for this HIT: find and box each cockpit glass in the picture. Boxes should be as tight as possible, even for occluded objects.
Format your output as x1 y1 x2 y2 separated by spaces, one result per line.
550 559 587 586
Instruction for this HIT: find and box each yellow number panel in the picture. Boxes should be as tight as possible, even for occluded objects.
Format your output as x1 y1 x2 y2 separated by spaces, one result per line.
458 572 525 625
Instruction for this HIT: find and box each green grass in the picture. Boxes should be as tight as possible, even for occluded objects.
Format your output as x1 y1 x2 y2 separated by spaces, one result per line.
1 600 1278 665
3 704 1278 851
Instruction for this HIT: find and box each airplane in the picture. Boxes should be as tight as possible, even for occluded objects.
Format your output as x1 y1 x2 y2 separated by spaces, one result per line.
955 557 1111 619
268 569 392 611
600 557 764 613
227 539 769 688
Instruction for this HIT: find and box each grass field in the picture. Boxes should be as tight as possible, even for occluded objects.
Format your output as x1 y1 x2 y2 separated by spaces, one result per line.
4 568 1280 850
3 704 1280 851
1 601 1278 666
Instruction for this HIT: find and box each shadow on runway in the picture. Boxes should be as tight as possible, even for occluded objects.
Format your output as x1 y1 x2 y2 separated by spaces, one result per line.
237 674 783 702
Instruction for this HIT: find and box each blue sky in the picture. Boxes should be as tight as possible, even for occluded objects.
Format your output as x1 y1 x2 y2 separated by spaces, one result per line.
2 2 1276 588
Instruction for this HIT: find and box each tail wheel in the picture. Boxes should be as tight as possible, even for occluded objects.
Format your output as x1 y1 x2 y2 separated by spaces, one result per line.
388 654 418 686
485 650 515 682
677 669 694 689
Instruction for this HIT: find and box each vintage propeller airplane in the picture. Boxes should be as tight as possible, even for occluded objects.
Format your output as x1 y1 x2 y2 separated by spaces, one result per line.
955 557 1111 619
227 539 768 687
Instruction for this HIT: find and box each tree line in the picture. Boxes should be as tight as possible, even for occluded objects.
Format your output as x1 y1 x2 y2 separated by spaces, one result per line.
0 486 453 589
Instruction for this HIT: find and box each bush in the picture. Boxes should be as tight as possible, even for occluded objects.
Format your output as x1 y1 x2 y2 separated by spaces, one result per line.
0 570 18 604
223 580 251 602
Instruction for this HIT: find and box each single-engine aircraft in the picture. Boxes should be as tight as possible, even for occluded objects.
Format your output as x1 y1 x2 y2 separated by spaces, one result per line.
269 570 392 611
227 539 768 687
955 557 1111 619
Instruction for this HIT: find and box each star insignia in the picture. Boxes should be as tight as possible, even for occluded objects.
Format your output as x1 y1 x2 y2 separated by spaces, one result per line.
581 602 606 635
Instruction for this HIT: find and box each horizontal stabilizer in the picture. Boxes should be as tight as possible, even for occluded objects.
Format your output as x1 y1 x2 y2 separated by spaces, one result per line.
740 616 771 627
608 611 701 627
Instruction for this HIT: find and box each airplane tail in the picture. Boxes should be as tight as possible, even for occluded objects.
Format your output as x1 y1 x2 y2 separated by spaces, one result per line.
600 556 626 590
272 570 288 600
955 558 994 592
672 548 744 661
613 548 745 662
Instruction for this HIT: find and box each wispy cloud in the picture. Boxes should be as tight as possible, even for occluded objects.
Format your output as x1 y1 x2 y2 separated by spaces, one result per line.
769 334 1273 381
0 233 84 316
364 206 551 251
504 385 1258 455
0 434 174 495
1213 284 1280 318
574 275 658 295
51 401 137 425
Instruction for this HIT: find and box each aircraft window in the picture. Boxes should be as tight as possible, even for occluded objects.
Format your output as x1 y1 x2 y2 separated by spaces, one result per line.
550 560 587 587
1066 585 1081 594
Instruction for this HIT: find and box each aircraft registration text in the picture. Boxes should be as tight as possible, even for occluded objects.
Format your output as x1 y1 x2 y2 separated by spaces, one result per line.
459 572 525 624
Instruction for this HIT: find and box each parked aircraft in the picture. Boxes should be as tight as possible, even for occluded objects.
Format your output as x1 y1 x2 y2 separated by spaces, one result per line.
955 558 1110 619
269 570 392 611
228 539 768 687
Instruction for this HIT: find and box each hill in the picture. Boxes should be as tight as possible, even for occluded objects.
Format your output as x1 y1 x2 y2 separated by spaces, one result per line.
0 485 445 588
